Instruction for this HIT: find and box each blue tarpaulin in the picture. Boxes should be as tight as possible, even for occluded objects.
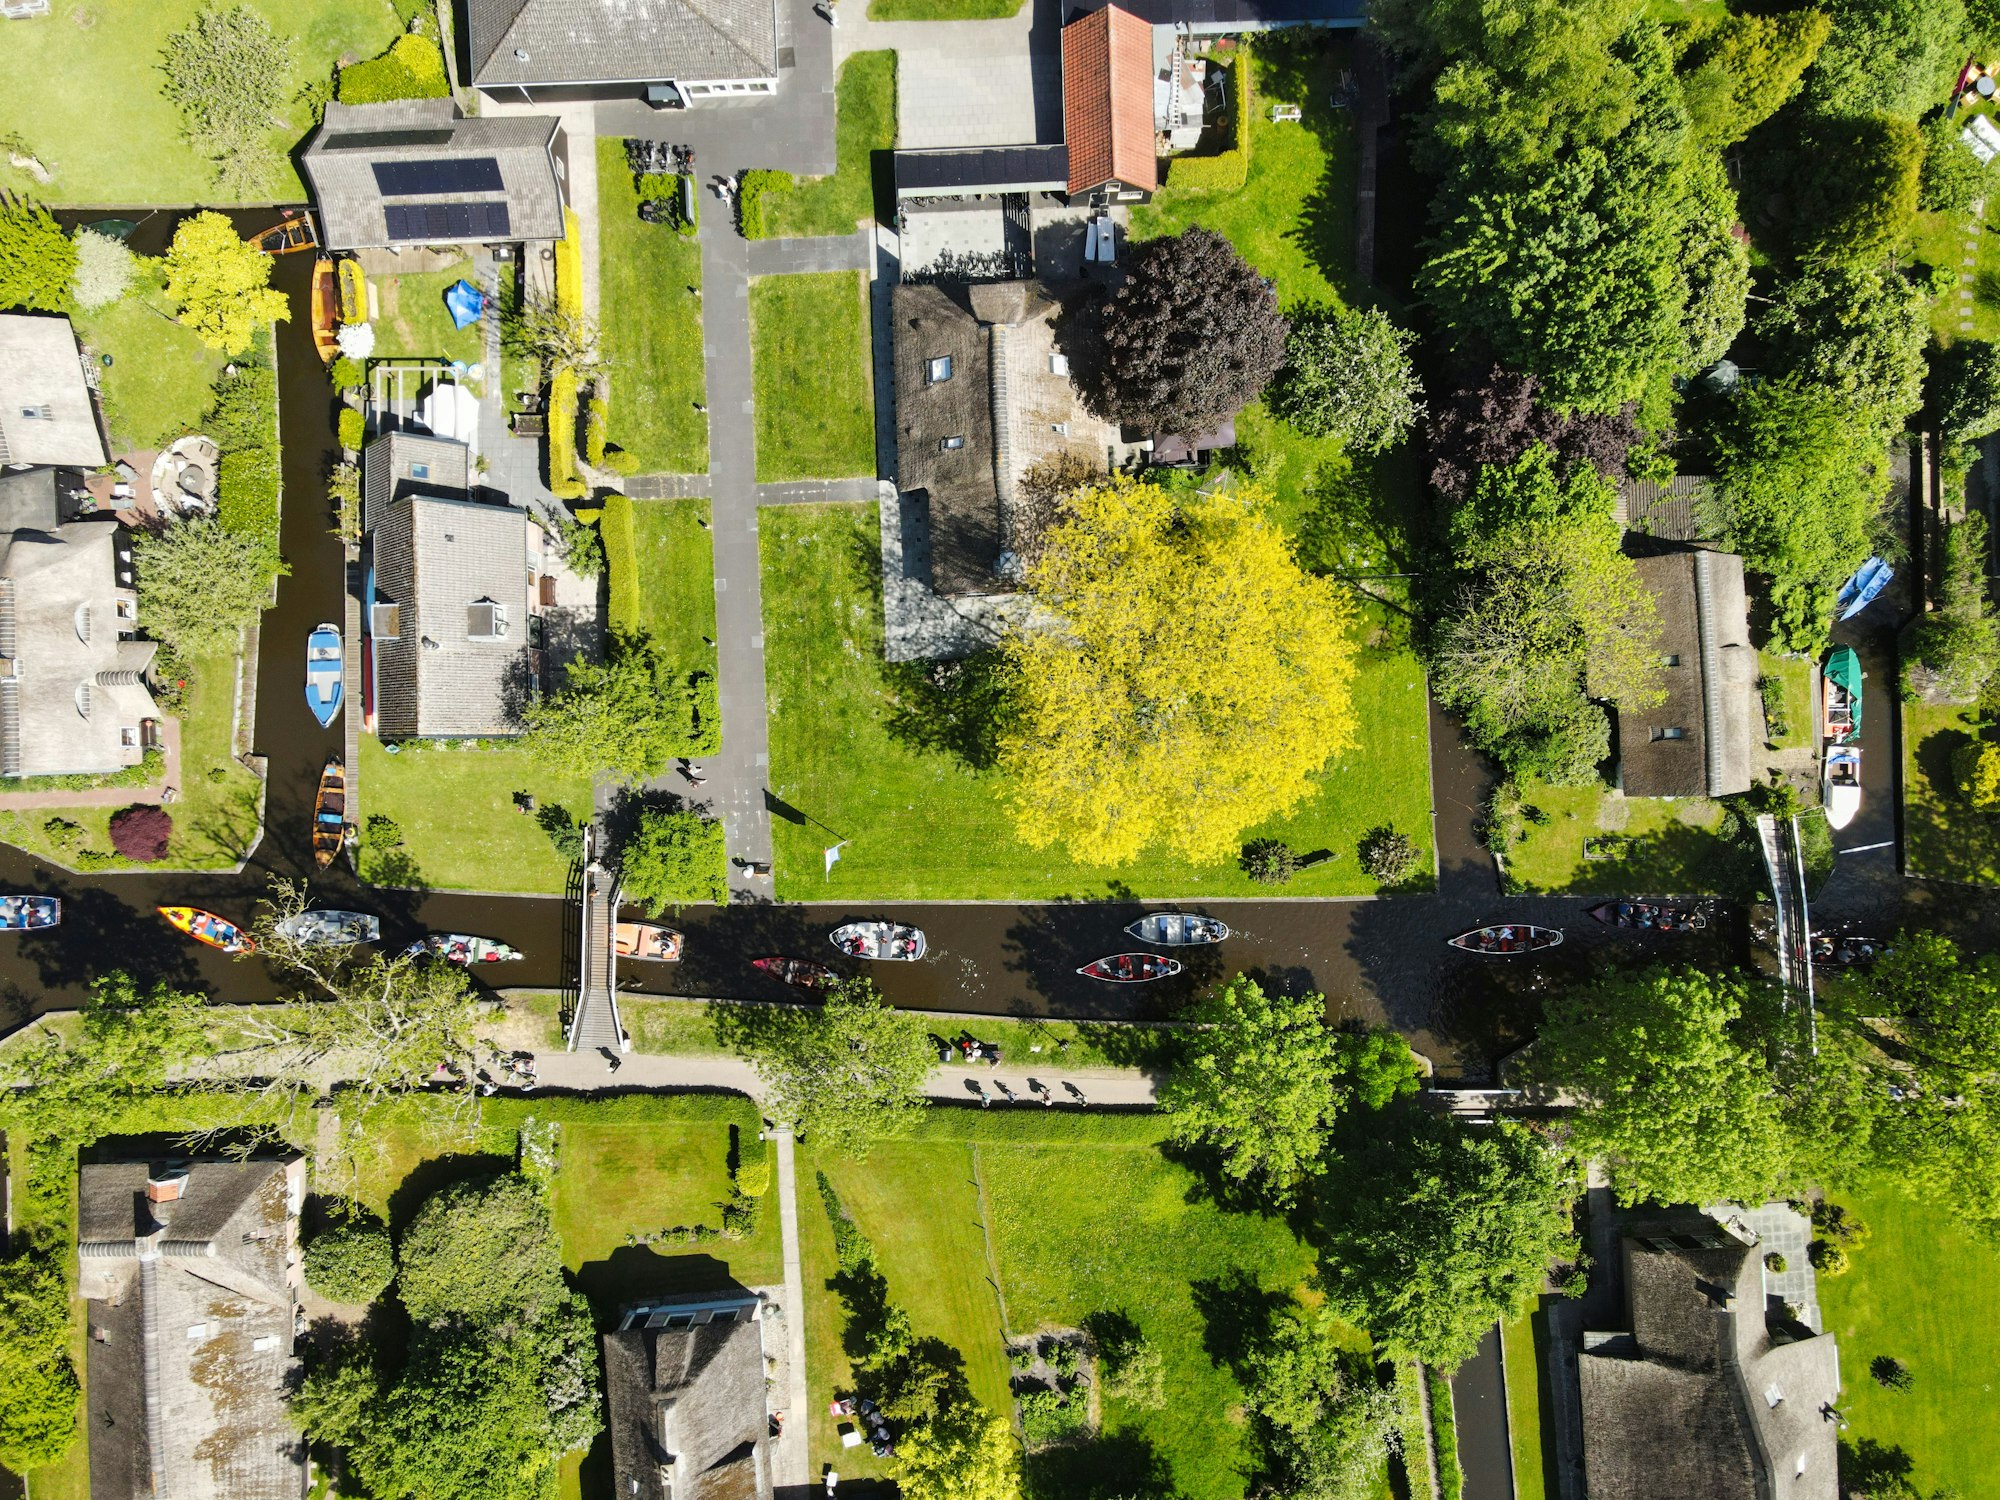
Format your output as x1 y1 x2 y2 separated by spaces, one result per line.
444 278 486 329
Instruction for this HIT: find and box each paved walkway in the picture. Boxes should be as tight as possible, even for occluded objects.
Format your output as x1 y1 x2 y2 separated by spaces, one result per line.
746 230 873 276
757 477 882 504
835 0 1062 149
772 1131 810 1489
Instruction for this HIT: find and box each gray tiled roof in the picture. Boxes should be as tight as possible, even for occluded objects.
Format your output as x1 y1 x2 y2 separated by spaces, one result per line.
369 490 532 738
1614 548 1758 799
893 284 1000 597
362 430 474 536
78 1158 305 1500
467 0 779 88
0 314 107 467
301 99 566 250
605 1293 772 1500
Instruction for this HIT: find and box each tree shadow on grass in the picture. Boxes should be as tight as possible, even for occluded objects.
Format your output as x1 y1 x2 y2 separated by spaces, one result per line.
1025 1429 1187 1500
1251 28 1361 307
1837 1437 1920 1496
881 652 1011 772
1190 1270 1293 1381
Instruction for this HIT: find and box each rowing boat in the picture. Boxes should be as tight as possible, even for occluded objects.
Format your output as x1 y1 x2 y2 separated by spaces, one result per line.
403 934 524 964
247 213 316 255
829 922 926 961
159 906 254 954
753 956 839 990
0 895 60 931
1078 952 1183 983
1586 900 1708 932
1125 912 1229 946
310 256 339 364
274 910 380 947
1448 924 1563 955
312 755 346 869
615 921 683 961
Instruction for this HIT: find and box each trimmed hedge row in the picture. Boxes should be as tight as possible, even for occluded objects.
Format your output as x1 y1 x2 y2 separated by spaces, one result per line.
207 365 281 541
1429 1366 1464 1500
601 492 640 635
556 207 584 317
1163 54 1253 194
548 367 584 499
736 170 791 240
338 33 449 104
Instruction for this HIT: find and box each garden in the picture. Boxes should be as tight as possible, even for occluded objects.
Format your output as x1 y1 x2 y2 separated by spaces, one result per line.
1901 699 2000 885
72 259 227 452
759 502 1433 900
749 272 877 482
367 258 486 371
739 51 896 240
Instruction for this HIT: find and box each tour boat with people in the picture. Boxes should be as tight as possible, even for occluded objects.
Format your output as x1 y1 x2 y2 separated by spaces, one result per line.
0 895 60 931
1812 931 1890 969
1585 900 1708 932
830 921 927 961
1824 744 1863 830
312 755 346 869
403 934 524 964
1125 912 1230 946
158 906 255 954
614 921 683 961
1448 924 1563 955
310 256 339 363
274 910 381 947
753 956 839 990
306 623 344 727
247 211 316 255
1077 952 1184 983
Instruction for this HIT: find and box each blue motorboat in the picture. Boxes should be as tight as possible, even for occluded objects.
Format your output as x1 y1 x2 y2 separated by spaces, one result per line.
306 622 344 727
1836 556 1893 622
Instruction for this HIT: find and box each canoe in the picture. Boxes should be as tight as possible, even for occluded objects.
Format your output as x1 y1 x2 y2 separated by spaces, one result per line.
403 934 524 964
338 259 366 324
1448 924 1563 955
312 755 346 869
159 906 254 955
1823 646 1862 745
0 895 60 931
1824 744 1862 831
306 622 344 727
1586 900 1708 932
615 920 683 961
247 213 316 255
753 956 839 990
310 256 338 364
1126 912 1229 946
829 921 926 961
1078 952 1183 983
274 910 380 947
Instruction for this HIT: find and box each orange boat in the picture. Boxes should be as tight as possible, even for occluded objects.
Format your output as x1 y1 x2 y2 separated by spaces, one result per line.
158 906 255 955
248 212 316 255
310 256 338 364
312 755 346 869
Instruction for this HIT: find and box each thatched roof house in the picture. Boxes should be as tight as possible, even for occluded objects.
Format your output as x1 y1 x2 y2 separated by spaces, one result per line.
1613 548 1759 798
603 1291 772 1500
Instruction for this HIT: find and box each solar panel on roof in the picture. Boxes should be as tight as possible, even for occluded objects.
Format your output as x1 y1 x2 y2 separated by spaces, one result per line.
324 129 457 152
372 157 505 196
382 201 511 241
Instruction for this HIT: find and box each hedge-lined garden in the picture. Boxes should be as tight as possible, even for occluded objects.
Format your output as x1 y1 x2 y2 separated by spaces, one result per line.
1162 49 1253 194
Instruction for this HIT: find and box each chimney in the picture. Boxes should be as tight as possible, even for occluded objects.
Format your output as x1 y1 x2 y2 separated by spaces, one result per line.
146 1166 189 1204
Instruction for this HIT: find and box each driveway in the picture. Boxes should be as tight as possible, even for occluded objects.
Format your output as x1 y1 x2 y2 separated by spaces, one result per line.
837 0 1064 149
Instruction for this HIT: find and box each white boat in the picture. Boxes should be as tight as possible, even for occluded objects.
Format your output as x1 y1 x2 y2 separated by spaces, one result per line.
1824 744 1862 830
274 910 381 947
1125 912 1229 946
829 921 926 961
306 622 343 728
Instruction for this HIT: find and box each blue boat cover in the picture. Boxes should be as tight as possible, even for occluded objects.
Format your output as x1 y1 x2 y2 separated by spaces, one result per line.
1836 556 1893 621
444 278 486 330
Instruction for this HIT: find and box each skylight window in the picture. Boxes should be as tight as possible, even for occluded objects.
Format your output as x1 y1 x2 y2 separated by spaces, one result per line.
927 356 953 384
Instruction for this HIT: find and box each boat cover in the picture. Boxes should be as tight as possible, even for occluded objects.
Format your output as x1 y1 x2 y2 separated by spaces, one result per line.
1836 557 1893 621
1826 646 1863 738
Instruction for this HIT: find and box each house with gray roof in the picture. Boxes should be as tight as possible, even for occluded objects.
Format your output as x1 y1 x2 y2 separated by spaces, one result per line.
300 98 568 251
363 433 534 738
1578 1214 1839 1500
1611 547 1760 800
0 516 157 778
0 313 107 467
77 1155 307 1500
465 0 781 109
603 1290 773 1500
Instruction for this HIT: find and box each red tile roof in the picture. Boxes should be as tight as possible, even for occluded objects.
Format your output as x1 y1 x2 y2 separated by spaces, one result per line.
1062 5 1157 196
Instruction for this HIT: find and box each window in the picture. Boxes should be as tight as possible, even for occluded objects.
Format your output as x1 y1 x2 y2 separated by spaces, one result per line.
1662 653 1681 667
1651 726 1687 742
1051 422 1069 436
20 404 50 421
185 1323 209 1340
371 603 401 640
120 726 139 748
1764 1382 1785 1409
927 356 953 384
253 1334 280 1352
115 597 135 621
467 600 508 640
939 435 965 451
411 462 431 479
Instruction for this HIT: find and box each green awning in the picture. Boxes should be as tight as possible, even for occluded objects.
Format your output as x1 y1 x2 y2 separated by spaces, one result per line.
1827 645 1862 738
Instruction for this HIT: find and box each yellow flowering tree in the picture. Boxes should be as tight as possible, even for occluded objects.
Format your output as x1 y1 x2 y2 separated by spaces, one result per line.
999 479 1359 865
161 210 289 355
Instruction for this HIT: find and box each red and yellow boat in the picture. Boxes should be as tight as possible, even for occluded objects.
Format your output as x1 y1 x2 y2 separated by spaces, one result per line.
158 906 255 955
310 256 339 364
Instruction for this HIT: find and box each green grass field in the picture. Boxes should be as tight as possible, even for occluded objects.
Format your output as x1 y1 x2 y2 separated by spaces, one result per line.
1758 650 1814 753
0 0 406 204
631 499 718 673
1501 1310 1553 1500
749 273 876 482
759 502 1433 899
1497 784 1735 896
356 735 595 894
368 260 484 369
1912 201 2000 346
1901 699 2000 885
1819 1176 2000 1500
596 137 709 474
74 271 227 451
745 51 896 238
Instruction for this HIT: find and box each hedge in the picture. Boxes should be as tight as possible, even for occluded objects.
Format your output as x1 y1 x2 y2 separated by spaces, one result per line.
601 492 640 635
586 388 609 466
555 207 584 319
737 170 790 240
1164 53 1253 194
337 406 365 452
216 445 279 541
337 33 450 104
548 368 584 499
1428 1367 1464 1500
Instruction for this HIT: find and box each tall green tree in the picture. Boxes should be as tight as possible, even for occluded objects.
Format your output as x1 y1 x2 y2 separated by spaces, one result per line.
1920 111 1998 215
1929 338 2000 443
1676 153 1751 371
617 806 727 912
1533 966 1802 1206
160 210 290 354
396 1175 570 1330
1272 305 1425 454
1317 1116 1578 1368
725 977 935 1150
1240 1309 1397 1500
0 1244 79 1471
158 4 294 195
1161 977 1350 1200
1792 113 1925 266
1906 513 2000 702
1756 265 1928 435
1807 0 1967 121
1677 8 1832 146
522 644 708 781
134 518 285 658
0 198 75 313
1861 932 2000 1075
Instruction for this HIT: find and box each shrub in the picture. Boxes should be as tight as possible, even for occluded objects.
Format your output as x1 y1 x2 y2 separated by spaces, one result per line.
40 816 81 853
304 1217 395 1303
604 447 642 475
1241 838 1299 885
1360 825 1420 883
585 389 609 466
1084 1314 1166 1410
71 227 135 311
1764 1251 1787 1274
216 444 280 541
548 367 584 499
337 406 365 452
1045 1337 1080 1378
600 493 640 634
108 805 172 862
1163 55 1252 193
737 170 791 239
362 813 404 853
1009 1343 1036 1372
337 33 449 103
535 804 586 863
1017 1385 1088 1450
330 355 366 392
555 513 605 579
735 1141 772 1197
1429 1369 1463 1500
1952 740 2000 810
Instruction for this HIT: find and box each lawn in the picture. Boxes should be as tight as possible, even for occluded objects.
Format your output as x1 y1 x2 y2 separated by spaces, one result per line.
749 273 876 482
1130 33 1360 310
1758 649 1814 753
355 734 595 894
1233 402 1426 576
1819 1175 2000 1500
1501 1309 1553 1500
631 498 718 674
1495 782 1738 897
744 51 895 239
760 502 1434 899
0 0 405 204
0 647 262 871
1911 200 2000 346
803 1140 1015 1480
596 137 709 474
73 270 227 452
1901 699 2000 885
368 260 485 369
